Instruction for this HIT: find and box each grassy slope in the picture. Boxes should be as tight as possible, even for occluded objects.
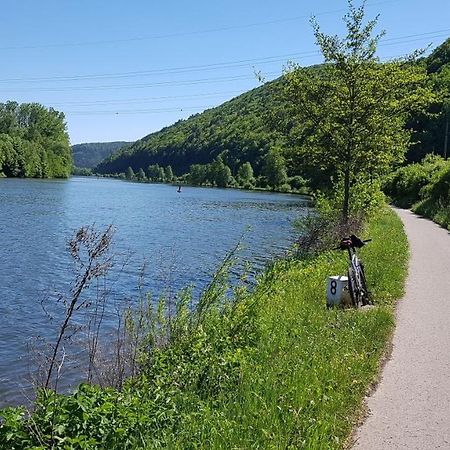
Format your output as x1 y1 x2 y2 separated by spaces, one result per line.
0 209 408 449
170 208 408 449
413 198 450 230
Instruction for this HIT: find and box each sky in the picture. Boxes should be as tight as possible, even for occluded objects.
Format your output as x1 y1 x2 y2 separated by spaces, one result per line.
0 0 449 144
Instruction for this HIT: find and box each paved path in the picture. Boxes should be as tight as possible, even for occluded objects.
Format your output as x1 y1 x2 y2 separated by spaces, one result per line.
353 209 450 449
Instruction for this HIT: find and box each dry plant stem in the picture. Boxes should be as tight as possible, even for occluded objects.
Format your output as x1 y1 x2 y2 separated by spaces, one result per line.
44 225 115 390
87 277 108 383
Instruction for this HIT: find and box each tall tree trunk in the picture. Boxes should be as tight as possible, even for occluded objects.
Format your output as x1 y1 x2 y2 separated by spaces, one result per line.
342 166 350 223
444 113 449 160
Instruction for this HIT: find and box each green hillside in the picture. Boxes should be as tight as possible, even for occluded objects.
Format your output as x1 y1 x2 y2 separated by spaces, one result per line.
408 37 450 161
96 38 450 180
72 141 132 168
95 80 285 178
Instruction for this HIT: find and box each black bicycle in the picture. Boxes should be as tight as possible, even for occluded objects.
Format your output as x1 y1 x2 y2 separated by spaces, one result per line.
337 235 371 307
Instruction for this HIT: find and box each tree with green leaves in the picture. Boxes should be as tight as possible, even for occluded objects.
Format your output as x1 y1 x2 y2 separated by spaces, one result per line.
282 0 432 219
263 148 288 190
433 66 450 159
164 165 174 182
210 157 232 187
137 167 146 181
147 164 160 181
188 164 206 185
125 166 135 180
0 101 71 178
157 166 166 182
237 162 255 187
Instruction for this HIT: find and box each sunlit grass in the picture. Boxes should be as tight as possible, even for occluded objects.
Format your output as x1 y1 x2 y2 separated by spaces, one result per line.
169 208 409 449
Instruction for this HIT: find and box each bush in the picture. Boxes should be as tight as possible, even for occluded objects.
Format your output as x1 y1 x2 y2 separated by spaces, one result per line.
289 175 308 191
413 165 450 229
383 155 448 207
278 183 291 193
293 201 364 258
384 154 450 228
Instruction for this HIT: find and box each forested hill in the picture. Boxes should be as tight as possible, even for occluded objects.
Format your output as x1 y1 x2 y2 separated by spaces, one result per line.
426 37 450 73
72 141 132 168
409 37 450 161
95 79 285 177
96 38 450 177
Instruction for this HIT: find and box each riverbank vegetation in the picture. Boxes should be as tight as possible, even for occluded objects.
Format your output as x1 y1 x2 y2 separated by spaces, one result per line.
123 152 298 192
0 208 408 449
92 150 300 192
0 102 71 178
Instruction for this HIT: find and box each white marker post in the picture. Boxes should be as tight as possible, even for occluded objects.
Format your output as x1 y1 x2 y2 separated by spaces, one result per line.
326 275 351 307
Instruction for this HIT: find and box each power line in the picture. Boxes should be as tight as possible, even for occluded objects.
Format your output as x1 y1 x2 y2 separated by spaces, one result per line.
67 106 215 116
54 47 434 109
0 28 446 86
381 28 450 42
51 90 243 107
0 0 402 52
0 29 444 98
379 33 450 48
0 51 318 84
2 29 445 94
0 72 280 93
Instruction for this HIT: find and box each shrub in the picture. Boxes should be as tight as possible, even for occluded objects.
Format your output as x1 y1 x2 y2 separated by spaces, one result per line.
383 155 448 207
413 165 450 229
278 183 292 193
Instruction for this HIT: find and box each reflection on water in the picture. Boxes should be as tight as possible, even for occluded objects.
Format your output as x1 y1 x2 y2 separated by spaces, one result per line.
0 177 309 406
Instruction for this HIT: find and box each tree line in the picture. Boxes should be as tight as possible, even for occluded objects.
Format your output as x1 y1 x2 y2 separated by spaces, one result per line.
110 149 308 193
0 101 71 178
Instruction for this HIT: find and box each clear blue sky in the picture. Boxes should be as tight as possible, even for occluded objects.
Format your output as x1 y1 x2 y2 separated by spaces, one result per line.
0 0 448 144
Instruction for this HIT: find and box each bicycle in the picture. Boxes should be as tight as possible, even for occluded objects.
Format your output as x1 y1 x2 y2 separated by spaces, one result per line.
336 235 372 307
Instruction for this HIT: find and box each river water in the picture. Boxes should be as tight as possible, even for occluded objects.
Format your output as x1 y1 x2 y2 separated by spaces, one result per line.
0 176 309 406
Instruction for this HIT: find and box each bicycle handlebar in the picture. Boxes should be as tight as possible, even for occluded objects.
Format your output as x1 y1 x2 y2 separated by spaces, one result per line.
333 235 372 250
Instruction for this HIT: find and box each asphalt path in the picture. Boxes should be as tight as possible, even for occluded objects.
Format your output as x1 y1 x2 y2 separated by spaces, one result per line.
352 209 450 449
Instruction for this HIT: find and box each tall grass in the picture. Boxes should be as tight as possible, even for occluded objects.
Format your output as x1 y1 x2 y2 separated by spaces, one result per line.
0 209 408 449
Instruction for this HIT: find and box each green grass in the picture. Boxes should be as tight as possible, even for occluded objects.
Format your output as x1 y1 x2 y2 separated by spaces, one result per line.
172 208 408 449
413 198 450 230
0 209 408 449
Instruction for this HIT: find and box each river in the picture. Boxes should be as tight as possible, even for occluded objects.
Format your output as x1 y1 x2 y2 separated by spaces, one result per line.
0 176 309 406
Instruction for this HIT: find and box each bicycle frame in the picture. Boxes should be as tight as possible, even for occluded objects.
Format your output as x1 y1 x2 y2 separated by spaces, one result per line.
350 252 363 289
347 245 369 306
334 235 371 307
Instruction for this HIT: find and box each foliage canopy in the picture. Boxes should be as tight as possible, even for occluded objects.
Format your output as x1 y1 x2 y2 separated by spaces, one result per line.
0 101 71 178
280 1 432 218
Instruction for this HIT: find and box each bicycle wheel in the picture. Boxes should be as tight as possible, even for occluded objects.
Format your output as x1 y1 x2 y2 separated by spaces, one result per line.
358 263 371 306
347 267 360 307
